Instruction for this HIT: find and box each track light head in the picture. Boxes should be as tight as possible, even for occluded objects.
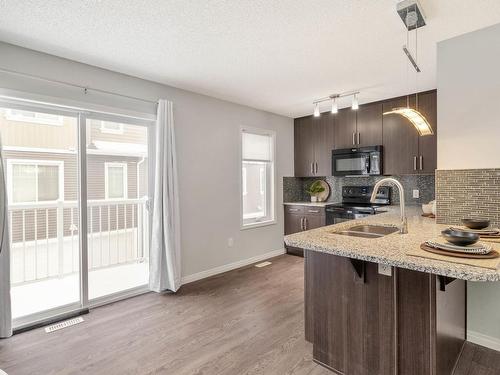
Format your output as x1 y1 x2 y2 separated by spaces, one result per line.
313 102 320 117
352 94 359 110
331 98 338 114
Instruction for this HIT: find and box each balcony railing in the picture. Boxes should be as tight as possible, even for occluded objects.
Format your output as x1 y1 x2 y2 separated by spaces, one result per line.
9 198 149 286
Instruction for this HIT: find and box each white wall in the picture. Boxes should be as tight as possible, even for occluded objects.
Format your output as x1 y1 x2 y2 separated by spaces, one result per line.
437 23 500 349
0 42 294 280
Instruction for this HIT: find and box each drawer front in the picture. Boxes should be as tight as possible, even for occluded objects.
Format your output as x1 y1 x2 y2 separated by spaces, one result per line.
304 207 325 216
285 205 304 214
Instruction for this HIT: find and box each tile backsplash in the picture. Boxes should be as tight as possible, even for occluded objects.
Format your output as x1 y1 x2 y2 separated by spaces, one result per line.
284 174 435 206
436 168 500 227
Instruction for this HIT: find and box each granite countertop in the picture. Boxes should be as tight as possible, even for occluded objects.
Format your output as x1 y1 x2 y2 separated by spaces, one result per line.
284 201 335 207
284 206 500 282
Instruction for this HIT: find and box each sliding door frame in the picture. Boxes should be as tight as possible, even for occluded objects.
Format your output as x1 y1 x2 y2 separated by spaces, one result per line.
2 97 155 330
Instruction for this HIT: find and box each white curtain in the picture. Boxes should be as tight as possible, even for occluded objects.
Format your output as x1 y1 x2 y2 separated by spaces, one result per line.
149 100 182 292
0 135 12 338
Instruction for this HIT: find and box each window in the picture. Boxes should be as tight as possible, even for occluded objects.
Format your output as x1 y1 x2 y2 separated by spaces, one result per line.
7 160 63 203
105 162 128 199
241 128 275 228
5 109 63 126
100 121 124 134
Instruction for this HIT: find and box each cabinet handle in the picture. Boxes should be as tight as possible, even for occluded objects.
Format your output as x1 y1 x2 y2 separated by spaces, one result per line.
413 156 417 170
310 162 314 175
357 132 360 145
315 162 318 174
288 208 299 212
308 209 320 213
352 132 356 145
419 155 423 170
304 217 308 230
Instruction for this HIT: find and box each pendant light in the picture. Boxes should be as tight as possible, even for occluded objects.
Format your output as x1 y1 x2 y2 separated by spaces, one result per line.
313 102 320 117
384 3 433 136
331 98 338 114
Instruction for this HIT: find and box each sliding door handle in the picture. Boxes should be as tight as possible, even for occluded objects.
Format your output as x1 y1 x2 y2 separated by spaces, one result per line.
419 156 423 170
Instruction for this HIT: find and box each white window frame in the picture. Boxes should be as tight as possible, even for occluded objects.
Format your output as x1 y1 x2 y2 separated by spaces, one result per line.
104 162 128 200
240 127 276 230
6 159 65 204
100 120 125 134
5 109 64 126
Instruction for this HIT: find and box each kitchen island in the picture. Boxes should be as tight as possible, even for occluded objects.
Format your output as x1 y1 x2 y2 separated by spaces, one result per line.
284 207 499 375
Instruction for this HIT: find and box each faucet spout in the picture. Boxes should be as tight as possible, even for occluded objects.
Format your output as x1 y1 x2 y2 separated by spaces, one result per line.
370 178 408 234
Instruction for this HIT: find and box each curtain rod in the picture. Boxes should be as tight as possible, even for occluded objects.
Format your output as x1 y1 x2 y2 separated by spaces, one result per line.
0 67 158 105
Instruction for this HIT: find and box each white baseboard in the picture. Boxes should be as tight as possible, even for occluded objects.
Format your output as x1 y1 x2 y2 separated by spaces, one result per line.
181 248 286 285
467 330 500 351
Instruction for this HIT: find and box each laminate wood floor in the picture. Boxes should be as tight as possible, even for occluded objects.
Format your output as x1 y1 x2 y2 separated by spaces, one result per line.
0 255 331 375
1 254 499 375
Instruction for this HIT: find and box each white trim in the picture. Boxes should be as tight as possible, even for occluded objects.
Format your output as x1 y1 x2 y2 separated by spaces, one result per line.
181 248 285 285
104 162 128 200
6 158 65 204
467 330 500 351
99 120 124 134
3 145 76 155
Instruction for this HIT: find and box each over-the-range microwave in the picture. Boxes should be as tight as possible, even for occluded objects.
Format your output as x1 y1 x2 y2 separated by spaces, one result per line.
331 145 383 176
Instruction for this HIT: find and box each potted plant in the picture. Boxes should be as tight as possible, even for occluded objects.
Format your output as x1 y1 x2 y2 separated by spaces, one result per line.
306 180 326 202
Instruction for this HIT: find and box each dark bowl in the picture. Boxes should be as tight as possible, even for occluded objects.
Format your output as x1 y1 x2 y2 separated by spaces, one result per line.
462 218 490 230
441 229 479 246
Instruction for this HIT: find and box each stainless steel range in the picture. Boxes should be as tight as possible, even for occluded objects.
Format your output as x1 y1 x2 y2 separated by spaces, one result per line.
326 185 391 225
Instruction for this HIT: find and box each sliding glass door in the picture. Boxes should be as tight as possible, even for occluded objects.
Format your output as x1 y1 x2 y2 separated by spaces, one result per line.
0 105 81 322
0 100 153 327
85 117 150 301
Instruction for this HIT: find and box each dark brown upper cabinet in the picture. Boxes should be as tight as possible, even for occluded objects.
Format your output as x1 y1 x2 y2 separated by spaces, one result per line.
334 108 357 149
334 102 382 149
356 102 383 147
382 90 437 175
414 91 437 174
294 113 334 177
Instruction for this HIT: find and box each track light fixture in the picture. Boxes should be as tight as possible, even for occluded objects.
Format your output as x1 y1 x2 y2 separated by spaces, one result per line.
313 102 320 117
331 98 338 114
312 91 359 117
351 94 359 110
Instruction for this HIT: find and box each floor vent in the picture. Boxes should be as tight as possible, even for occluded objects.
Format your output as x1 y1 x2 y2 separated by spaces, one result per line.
255 261 272 268
45 317 84 333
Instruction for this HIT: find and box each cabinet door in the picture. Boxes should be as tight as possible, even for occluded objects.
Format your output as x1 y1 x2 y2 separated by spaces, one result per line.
345 262 395 375
382 97 419 175
284 213 303 235
294 116 314 177
356 102 383 147
303 213 325 231
334 108 357 149
416 91 437 174
313 113 335 176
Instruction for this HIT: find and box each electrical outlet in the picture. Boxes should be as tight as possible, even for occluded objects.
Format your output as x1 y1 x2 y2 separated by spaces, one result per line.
227 238 234 247
378 263 392 276
412 189 420 199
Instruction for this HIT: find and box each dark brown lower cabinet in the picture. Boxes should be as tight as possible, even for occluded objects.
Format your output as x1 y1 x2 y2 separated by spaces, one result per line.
285 205 326 257
305 250 466 375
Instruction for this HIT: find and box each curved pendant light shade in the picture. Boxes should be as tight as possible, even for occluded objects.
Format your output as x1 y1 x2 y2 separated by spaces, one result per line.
383 107 433 136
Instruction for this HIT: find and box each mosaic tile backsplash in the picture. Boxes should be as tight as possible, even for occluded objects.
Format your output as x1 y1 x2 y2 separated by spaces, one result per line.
436 169 500 227
283 174 435 206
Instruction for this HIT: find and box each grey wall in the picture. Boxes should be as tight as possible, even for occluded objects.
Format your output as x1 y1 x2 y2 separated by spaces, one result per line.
437 23 500 347
0 42 294 279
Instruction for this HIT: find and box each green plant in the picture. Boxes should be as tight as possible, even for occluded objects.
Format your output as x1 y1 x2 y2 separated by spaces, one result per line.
306 180 325 197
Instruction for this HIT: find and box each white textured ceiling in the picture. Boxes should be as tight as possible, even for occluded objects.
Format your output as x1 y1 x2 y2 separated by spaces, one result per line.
1 0 500 117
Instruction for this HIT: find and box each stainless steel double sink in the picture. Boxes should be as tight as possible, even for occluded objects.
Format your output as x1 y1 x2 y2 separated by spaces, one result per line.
332 224 399 239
